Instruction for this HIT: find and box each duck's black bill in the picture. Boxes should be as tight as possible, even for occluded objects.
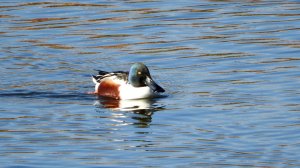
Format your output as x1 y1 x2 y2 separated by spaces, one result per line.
146 77 165 93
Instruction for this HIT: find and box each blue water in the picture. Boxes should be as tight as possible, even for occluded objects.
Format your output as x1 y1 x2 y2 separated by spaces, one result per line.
1 0 300 167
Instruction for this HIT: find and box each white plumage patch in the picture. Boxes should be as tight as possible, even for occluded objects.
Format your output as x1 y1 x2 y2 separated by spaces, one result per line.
119 84 154 100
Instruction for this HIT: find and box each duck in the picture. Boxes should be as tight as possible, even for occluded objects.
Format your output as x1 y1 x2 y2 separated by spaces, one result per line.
92 63 165 100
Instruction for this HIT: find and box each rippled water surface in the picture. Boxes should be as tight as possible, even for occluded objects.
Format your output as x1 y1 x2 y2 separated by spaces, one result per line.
1 0 300 167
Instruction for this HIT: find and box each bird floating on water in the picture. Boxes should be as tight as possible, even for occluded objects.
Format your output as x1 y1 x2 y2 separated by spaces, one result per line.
92 63 165 100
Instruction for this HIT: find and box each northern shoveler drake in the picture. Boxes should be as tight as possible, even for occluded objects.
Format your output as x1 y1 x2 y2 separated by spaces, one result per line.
92 63 165 100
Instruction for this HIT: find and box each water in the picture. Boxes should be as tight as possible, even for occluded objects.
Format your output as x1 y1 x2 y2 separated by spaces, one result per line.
1 0 300 167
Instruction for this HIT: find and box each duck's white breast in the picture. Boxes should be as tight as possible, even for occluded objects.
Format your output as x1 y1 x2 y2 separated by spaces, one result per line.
119 84 154 100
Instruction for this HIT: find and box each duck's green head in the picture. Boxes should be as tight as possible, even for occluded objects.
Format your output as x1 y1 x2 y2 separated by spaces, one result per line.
128 63 165 93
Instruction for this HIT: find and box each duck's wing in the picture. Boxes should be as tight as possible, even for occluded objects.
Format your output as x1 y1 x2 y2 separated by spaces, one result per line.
92 70 129 84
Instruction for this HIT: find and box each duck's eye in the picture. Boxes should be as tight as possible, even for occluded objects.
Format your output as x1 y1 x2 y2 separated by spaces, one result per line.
137 71 142 75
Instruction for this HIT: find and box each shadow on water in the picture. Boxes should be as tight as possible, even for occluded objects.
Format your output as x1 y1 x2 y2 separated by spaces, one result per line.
0 90 94 100
0 89 166 128
94 97 165 128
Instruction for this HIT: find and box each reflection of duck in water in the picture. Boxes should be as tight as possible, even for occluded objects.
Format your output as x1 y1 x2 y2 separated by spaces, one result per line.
99 98 157 112
92 63 165 100
95 98 165 128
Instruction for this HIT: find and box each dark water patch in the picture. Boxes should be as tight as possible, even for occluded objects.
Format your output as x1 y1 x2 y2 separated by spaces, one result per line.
45 2 114 8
